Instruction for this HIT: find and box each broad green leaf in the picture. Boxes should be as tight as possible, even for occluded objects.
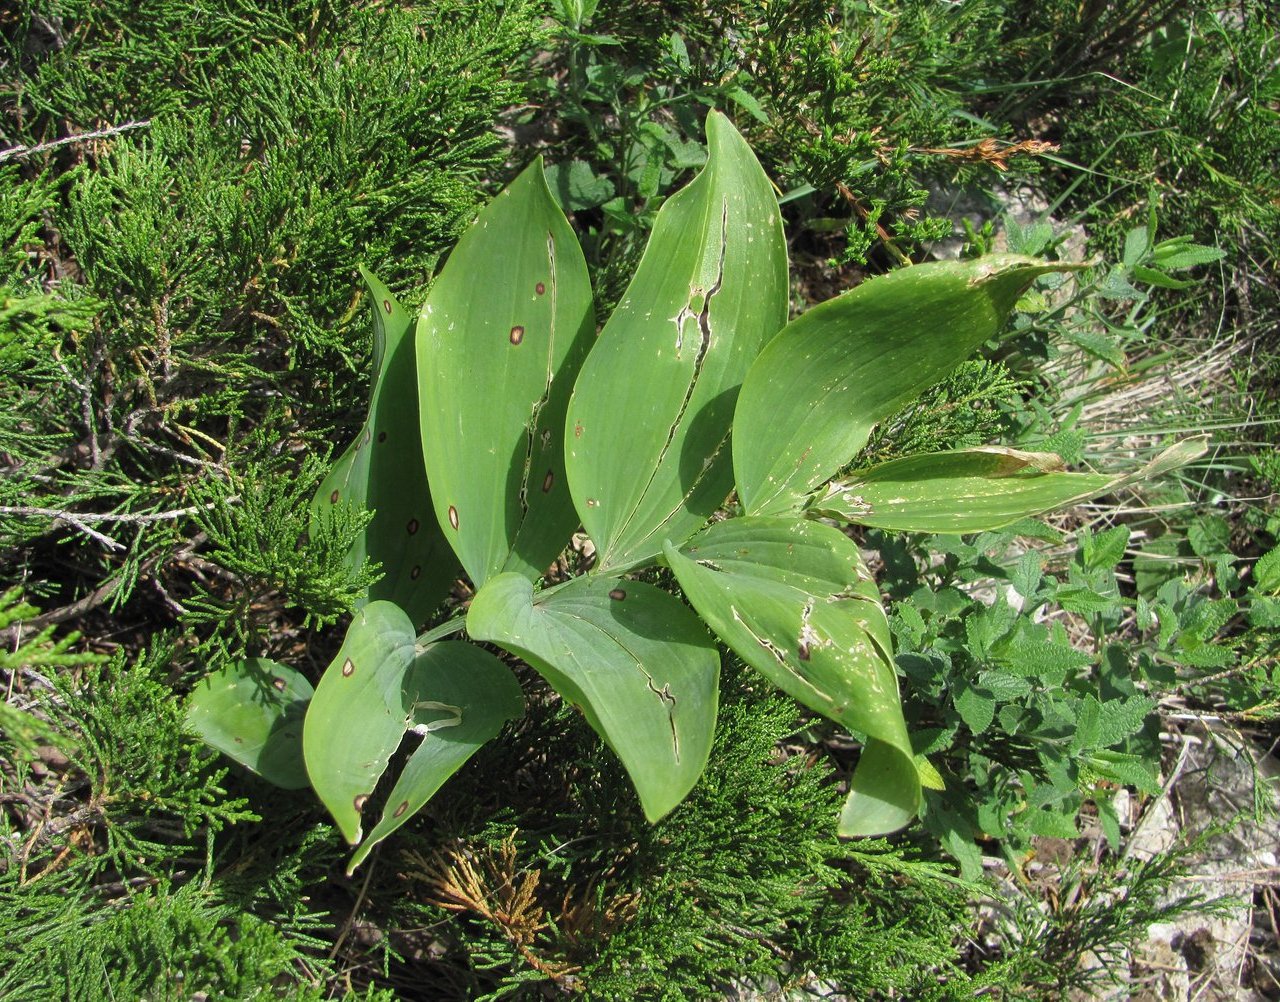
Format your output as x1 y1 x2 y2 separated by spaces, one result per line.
810 440 1207 534
186 658 312 789
662 517 921 836
303 602 522 852
564 110 788 574
347 641 523 873
467 573 719 821
417 159 595 586
734 256 1086 516
312 269 456 628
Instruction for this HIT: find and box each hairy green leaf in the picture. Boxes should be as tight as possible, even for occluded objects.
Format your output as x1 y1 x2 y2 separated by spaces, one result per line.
417 159 595 585
467 573 719 821
312 269 457 628
662 517 920 836
734 256 1087 516
186 658 312 790
564 110 788 573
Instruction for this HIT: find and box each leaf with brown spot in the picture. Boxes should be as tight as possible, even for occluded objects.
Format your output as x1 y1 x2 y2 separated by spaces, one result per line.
311 268 457 626
305 603 523 872
186 658 312 789
417 160 594 586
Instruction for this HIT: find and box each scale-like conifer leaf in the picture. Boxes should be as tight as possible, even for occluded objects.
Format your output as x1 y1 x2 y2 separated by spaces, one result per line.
733 256 1087 517
417 160 594 586
564 111 787 573
663 517 921 836
311 269 456 629
467 573 719 821
186 658 312 789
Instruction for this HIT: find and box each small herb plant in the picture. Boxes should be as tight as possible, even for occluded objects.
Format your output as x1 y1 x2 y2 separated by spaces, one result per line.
188 113 1199 871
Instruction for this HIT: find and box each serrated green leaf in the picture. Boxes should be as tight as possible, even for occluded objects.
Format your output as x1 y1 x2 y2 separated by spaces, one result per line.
187 658 312 789
977 670 1033 700
1082 525 1131 571
1025 807 1078 839
734 256 1088 516
1011 551 1043 600
565 111 788 574
1131 264 1194 290
467 573 719 822
1097 795 1122 850
663 517 920 836
1061 327 1126 367
1086 750 1160 794
1248 596 1280 628
1096 696 1155 746
312 270 457 627
303 602 522 858
418 159 595 586
1070 695 1102 753
1056 586 1118 617
1176 644 1237 669
1187 514 1232 558
1151 242 1225 270
954 683 995 735
995 639 1093 683
1122 225 1153 268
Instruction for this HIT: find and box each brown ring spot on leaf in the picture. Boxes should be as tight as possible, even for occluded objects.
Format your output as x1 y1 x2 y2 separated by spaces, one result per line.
609 588 626 601
378 431 387 443
382 299 392 314
329 489 340 504
407 518 419 535
448 505 459 530
410 565 421 580
574 422 583 438
353 794 369 813
393 800 410 818
509 325 525 345
541 469 554 493
342 658 355 677
272 676 288 691
535 281 546 295
797 642 811 662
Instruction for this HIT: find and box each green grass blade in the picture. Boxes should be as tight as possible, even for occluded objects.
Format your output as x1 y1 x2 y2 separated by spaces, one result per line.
564 111 788 573
186 658 312 790
663 517 921 836
312 268 457 629
733 256 1087 516
416 160 595 586
467 573 720 821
